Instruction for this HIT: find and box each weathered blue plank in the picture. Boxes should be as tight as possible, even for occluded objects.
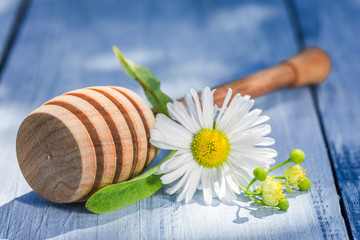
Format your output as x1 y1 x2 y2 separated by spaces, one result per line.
294 0 360 238
0 0 23 68
0 0 348 239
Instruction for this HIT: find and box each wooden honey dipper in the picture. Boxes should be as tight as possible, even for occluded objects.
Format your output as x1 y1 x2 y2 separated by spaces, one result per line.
17 87 156 203
16 47 331 203
180 47 331 105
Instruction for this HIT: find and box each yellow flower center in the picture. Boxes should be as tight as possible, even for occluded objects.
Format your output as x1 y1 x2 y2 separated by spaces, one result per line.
272 179 286 199
191 128 230 168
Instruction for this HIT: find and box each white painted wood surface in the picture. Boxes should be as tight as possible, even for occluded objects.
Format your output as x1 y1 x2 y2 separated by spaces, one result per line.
0 0 349 239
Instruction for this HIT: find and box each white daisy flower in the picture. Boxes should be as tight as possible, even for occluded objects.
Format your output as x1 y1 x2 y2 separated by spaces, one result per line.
150 87 277 205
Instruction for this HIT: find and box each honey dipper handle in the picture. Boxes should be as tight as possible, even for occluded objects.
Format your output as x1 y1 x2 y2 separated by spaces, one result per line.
211 47 331 105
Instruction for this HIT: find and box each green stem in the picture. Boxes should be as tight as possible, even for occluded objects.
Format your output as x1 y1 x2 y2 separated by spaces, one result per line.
267 159 291 173
273 176 286 179
238 183 247 193
247 192 261 196
239 184 266 206
246 178 257 191
246 159 291 190
248 195 266 206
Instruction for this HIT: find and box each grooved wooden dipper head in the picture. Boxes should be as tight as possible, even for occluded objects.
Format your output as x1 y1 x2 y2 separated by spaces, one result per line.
16 86 156 203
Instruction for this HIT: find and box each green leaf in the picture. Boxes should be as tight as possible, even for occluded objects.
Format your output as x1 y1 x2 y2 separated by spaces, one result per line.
86 150 176 214
113 46 172 116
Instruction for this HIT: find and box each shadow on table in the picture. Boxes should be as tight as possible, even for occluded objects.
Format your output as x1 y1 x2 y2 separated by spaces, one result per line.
232 190 308 224
0 189 174 239
0 187 308 238
232 193 290 224
193 190 290 225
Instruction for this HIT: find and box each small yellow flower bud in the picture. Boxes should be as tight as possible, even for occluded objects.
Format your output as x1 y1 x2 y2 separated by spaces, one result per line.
260 176 285 206
284 165 306 188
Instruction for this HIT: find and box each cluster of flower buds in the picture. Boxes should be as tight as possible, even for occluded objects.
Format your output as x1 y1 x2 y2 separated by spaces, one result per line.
239 149 311 211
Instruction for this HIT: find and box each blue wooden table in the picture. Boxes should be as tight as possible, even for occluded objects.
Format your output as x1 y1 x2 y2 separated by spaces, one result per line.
0 0 359 239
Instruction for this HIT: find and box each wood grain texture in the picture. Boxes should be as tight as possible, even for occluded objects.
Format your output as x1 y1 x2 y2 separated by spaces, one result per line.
208 47 332 104
92 87 148 178
46 94 117 197
294 0 360 238
0 0 349 239
16 104 96 203
16 86 155 203
67 88 134 183
112 86 156 168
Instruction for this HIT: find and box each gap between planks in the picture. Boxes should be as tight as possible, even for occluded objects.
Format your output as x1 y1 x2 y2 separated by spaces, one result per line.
0 0 31 82
282 0 354 239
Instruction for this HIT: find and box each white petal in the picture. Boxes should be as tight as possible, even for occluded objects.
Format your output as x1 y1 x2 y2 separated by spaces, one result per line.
221 183 237 204
201 87 214 129
159 151 193 172
175 162 199 202
185 165 203 203
232 148 276 162
225 109 262 136
224 168 241 194
215 167 237 204
176 185 188 202
190 88 205 128
227 155 254 176
216 94 254 132
150 114 193 150
241 124 272 137
184 93 199 123
255 137 275 146
160 161 195 184
252 115 270 126
216 94 242 130
176 178 191 202
166 164 194 195
218 168 227 199
226 159 254 182
230 135 275 148
229 150 276 170
212 174 220 196
154 114 192 139
167 101 201 133
230 144 277 157
235 174 253 191
216 88 232 123
150 130 188 150
229 124 274 147
201 169 213 205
